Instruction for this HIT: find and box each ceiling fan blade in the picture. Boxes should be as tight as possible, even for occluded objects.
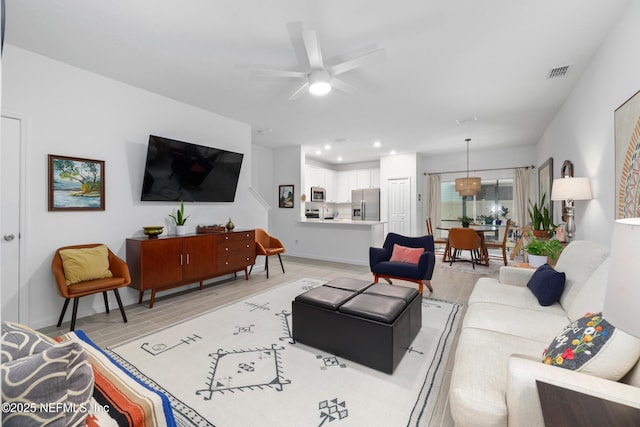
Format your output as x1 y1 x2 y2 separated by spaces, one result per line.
288 81 310 101
302 30 324 69
330 77 358 95
250 68 307 79
327 46 386 76
286 22 310 69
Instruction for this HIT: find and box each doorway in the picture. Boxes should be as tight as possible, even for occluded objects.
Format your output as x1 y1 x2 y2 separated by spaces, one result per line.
388 177 411 235
1 115 25 322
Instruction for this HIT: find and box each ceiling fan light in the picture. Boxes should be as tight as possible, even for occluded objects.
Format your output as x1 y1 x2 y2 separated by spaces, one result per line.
308 70 332 95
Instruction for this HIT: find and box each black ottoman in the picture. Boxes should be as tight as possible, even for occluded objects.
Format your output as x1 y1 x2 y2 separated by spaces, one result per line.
292 279 421 374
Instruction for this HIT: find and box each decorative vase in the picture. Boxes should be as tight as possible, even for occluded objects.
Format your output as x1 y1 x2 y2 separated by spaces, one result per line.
462 222 470 228
225 218 235 232
175 225 187 236
527 253 547 268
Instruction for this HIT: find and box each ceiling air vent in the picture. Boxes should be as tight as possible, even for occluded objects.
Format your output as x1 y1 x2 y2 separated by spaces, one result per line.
547 65 570 79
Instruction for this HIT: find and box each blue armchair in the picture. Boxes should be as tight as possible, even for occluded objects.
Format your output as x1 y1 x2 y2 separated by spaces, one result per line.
369 233 435 294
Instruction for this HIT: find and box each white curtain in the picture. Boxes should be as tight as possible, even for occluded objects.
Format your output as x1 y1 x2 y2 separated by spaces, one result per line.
514 168 531 227
427 174 441 234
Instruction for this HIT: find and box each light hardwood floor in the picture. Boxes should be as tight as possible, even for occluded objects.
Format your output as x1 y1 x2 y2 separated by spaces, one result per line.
40 255 496 427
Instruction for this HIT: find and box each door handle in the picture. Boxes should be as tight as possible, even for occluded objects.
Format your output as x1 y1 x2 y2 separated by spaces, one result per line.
4 234 15 242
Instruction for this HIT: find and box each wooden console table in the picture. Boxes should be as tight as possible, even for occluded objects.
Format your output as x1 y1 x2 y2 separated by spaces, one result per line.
126 230 255 308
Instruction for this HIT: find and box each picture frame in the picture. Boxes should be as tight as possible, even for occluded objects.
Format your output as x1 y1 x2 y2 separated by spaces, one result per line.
538 157 553 223
278 184 294 208
614 88 640 219
48 154 105 211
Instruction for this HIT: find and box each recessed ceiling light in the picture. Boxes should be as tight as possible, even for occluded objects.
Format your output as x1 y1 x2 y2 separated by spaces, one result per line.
315 150 322 155
324 144 331 150
337 156 343 162
374 141 381 148
390 150 397 155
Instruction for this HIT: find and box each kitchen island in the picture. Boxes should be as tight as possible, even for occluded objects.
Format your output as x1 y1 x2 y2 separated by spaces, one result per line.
292 218 386 265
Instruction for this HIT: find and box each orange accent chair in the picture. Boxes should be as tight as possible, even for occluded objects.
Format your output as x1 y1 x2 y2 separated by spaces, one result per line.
52 244 131 331
447 228 483 269
251 228 286 278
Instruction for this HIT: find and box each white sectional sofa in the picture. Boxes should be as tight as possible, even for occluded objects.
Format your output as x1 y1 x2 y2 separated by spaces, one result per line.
449 240 640 427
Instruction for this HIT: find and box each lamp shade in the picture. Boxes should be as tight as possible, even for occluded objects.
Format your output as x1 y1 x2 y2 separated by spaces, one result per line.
550 177 592 201
603 218 640 338
455 177 482 196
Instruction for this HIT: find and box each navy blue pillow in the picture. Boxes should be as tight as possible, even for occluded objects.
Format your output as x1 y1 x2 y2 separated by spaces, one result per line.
526 263 566 306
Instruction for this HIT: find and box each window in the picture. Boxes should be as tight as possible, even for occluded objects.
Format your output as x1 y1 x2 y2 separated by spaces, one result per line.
441 179 513 224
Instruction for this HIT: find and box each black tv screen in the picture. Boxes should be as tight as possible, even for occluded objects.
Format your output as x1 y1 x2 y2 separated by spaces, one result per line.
140 135 244 202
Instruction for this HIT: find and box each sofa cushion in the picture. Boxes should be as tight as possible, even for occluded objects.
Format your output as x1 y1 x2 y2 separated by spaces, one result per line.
1 340 94 426
526 264 566 306
389 243 422 264
566 259 609 322
463 302 569 343
450 327 548 427
59 244 113 285
542 312 640 381
552 240 609 310
469 278 566 316
1 321 57 363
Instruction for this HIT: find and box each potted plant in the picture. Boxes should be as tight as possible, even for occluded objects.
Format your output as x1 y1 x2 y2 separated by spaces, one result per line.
169 201 190 236
528 194 555 237
458 215 473 228
496 206 509 226
524 237 564 267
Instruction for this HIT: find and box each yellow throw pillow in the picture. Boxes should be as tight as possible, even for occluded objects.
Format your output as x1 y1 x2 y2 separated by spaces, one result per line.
59 245 113 285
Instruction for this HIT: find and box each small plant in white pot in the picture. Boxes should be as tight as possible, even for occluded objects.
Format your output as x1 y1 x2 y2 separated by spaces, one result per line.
169 201 189 236
525 237 563 268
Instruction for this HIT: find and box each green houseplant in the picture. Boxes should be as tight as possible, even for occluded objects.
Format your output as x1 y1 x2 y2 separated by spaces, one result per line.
525 237 564 267
458 215 473 227
169 201 189 235
528 194 555 237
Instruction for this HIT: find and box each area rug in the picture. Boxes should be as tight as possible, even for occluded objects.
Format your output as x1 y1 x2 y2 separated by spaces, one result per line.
434 251 512 277
105 278 463 427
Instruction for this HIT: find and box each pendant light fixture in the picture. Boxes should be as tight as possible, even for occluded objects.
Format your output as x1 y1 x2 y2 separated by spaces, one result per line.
455 138 481 197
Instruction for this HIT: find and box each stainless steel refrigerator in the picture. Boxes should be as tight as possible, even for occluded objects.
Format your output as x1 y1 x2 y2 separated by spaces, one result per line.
352 188 380 221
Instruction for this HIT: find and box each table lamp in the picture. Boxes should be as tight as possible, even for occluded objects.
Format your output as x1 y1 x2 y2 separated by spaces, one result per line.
550 177 592 242
603 218 640 339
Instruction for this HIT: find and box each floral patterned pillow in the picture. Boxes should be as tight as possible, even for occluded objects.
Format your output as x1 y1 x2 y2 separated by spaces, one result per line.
542 312 640 380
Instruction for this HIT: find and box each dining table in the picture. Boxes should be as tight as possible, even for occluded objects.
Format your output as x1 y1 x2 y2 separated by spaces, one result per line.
436 225 500 266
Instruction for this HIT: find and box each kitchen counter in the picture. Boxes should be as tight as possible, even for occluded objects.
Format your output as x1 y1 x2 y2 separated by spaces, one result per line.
298 218 385 226
290 218 387 265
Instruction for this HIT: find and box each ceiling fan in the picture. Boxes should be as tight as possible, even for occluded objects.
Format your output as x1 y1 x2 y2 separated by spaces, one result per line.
248 22 385 100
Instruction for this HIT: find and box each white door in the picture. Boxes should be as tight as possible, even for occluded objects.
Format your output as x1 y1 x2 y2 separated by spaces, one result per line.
1 116 23 322
388 177 411 235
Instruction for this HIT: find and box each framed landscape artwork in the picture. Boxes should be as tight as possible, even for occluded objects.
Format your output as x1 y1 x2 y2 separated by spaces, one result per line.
48 155 105 211
614 88 640 219
279 185 294 208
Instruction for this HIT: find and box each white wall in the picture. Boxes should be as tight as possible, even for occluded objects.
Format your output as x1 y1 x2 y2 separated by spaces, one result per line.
2 46 267 328
536 0 640 246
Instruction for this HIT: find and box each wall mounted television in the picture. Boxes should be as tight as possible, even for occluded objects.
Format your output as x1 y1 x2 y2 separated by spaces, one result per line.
140 135 244 202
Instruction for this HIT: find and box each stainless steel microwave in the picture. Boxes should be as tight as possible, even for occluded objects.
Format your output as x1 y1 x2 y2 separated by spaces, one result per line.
310 187 326 202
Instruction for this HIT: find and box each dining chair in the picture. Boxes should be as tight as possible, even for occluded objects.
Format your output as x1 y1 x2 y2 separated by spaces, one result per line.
426 217 448 246
484 220 511 265
447 228 482 269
